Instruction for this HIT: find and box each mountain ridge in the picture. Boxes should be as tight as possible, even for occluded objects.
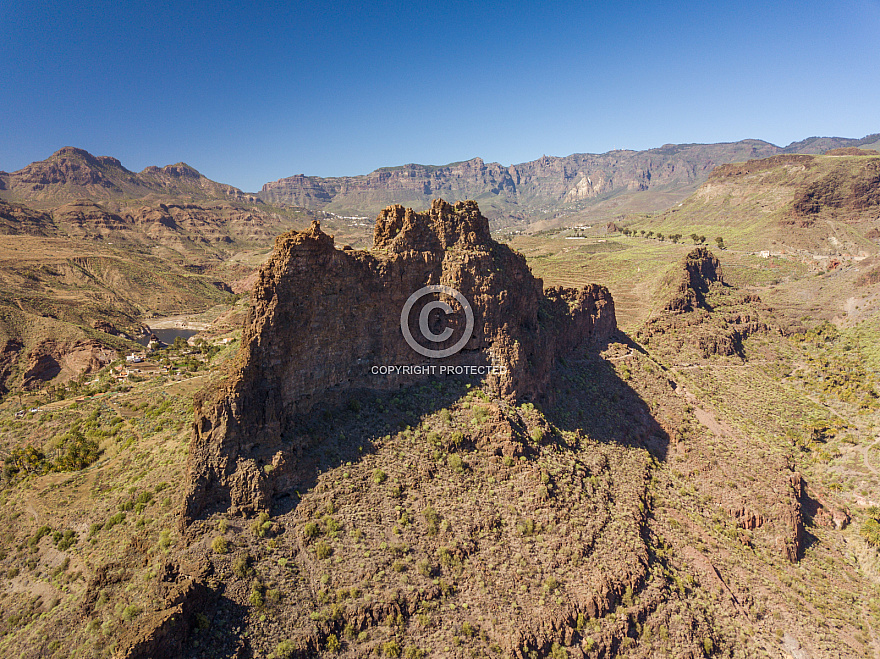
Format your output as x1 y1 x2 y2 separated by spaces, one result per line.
259 134 880 224
3 133 879 228
0 146 260 208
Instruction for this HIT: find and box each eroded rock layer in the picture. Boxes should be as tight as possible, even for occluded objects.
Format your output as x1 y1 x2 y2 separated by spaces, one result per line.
182 199 615 524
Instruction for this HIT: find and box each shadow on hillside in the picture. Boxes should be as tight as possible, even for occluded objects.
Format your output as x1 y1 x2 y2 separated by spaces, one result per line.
268 329 669 518
270 379 473 518
541 330 670 462
180 592 249 659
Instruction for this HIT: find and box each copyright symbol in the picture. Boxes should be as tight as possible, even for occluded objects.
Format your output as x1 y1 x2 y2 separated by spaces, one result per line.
400 285 474 358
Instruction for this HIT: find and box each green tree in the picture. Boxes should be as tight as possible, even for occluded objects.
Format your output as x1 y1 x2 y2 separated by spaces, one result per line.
715 236 725 249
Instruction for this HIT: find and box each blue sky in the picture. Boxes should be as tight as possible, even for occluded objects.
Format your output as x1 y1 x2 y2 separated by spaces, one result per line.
2 0 879 192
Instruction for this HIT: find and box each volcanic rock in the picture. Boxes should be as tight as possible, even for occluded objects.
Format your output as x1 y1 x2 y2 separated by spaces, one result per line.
182 199 615 525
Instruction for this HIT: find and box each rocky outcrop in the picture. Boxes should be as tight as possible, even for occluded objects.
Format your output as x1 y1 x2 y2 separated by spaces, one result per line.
0 200 55 236
640 248 776 362
92 320 133 340
791 157 880 216
21 339 113 389
777 471 807 563
663 247 723 312
182 199 615 525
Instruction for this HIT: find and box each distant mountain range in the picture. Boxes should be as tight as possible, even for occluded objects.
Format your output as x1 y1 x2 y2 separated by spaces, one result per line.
0 146 259 208
259 134 880 224
2 134 879 227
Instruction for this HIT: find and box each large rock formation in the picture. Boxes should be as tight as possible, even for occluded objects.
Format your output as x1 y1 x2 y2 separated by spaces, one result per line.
182 199 615 525
662 246 723 312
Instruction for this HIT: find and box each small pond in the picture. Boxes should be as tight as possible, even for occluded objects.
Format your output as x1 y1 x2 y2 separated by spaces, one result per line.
137 328 200 347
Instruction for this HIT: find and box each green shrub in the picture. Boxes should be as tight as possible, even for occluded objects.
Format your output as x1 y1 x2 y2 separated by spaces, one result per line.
188 612 207 631
326 633 341 653
233 553 251 578
473 407 490 424
382 640 401 657
314 541 332 559
28 525 52 548
121 604 141 621
323 515 342 536
104 512 125 531
449 431 464 448
211 536 228 554
303 521 320 538
249 581 265 607
543 576 559 593
252 511 274 538
373 468 388 484
862 518 880 547
517 519 536 536
550 643 568 659
423 506 440 535
275 640 296 659
447 454 464 472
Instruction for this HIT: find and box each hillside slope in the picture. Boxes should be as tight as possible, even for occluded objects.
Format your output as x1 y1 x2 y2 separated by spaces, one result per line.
627 151 880 258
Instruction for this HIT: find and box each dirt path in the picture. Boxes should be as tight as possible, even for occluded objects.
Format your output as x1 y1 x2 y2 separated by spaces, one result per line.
862 437 880 477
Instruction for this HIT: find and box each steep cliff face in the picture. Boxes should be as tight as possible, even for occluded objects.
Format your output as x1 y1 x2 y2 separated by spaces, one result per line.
182 199 615 525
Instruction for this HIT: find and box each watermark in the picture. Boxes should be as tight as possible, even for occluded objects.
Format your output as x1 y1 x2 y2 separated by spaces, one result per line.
370 364 507 376
400 285 474 358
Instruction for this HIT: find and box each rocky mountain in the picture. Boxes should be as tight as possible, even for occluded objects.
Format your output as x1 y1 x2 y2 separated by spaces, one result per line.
183 199 615 524
0 147 260 208
259 134 880 225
